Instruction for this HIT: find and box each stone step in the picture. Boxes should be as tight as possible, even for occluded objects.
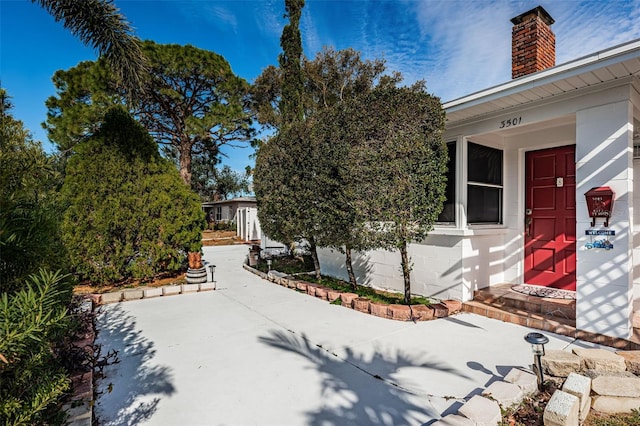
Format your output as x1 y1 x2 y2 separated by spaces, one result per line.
472 285 576 320
462 300 577 337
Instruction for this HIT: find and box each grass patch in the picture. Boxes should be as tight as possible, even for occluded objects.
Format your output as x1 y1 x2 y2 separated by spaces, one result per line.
584 409 640 426
256 255 432 306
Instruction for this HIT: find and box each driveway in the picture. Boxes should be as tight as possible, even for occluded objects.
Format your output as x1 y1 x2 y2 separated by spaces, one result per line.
94 245 600 425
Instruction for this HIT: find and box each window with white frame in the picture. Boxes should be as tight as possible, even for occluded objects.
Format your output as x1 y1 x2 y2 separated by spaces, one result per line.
467 142 503 224
215 206 222 221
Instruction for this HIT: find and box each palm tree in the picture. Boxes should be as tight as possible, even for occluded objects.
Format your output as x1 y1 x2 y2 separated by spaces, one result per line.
32 0 147 98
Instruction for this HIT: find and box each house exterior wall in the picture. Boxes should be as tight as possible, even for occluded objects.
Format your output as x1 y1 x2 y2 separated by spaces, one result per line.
633 160 640 300
237 207 261 241
575 100 635 339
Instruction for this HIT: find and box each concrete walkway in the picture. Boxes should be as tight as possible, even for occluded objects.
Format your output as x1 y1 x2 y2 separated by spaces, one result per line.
94 245 603 425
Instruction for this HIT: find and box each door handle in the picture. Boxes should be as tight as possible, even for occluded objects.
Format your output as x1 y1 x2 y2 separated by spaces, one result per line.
525 209 532 237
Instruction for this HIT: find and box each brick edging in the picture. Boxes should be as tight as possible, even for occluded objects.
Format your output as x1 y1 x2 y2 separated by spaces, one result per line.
63 296 96 425
242 263 461 322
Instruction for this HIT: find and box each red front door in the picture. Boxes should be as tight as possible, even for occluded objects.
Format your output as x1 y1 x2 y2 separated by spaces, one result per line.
524 145 576 290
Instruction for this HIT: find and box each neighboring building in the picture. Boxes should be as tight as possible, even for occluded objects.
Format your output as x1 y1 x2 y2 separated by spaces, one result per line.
319 6 640 340
202 196 257 223
202 196 261 241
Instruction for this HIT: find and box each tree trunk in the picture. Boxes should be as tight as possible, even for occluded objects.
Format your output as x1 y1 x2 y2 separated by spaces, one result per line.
309 237 321 281
179 142 192 186
345 244 357 290
400 240 411 305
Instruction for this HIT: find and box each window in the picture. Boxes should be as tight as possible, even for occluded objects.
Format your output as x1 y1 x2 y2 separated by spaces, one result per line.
437 141 456 223
467 142 503 224
215 206 222 221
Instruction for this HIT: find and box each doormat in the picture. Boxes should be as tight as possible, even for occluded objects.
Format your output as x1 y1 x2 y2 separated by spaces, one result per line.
511 284 576 300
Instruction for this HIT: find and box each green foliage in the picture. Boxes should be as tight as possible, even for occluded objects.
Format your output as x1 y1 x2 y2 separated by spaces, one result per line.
254 256 432 306
0 269 73 425
44 41 254 187
210 221 237 232
45 59 123 153
340 85 447 303
192 164 250 201
253 47 401 283
0 89 67 292
278 0 305 125
252 46 401 129
61 107 205 284
33 0 148 99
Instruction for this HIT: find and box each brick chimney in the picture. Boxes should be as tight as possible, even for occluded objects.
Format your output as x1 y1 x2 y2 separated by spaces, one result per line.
511 6 555 79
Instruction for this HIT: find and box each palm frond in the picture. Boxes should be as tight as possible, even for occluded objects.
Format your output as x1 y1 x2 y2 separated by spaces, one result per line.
32 0 148 98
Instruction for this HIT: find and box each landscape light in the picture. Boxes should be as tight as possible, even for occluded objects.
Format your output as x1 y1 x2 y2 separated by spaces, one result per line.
524 332 549 390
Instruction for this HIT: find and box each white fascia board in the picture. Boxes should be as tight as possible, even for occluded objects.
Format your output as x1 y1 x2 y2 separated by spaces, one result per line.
444 38 640 113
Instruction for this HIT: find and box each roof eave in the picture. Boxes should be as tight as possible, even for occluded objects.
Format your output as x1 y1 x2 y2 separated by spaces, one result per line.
443 38 640 114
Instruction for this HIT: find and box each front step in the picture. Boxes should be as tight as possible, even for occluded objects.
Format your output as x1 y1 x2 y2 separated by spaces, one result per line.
463 285 577 339
472 284 576 320
462 300 577 338
464 284 640 350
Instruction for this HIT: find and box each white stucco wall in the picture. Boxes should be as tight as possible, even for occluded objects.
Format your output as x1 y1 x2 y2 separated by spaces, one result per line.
237 207 261 242
634 159 640 301
318 231 509 302
575 100 634 339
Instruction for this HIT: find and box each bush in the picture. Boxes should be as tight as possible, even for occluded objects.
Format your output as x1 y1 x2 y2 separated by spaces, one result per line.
211 221 237 232
0 269 73 424
61 107 205 284
0 90 67 292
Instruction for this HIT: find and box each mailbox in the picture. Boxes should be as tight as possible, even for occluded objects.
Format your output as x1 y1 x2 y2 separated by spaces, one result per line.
585 186 615 227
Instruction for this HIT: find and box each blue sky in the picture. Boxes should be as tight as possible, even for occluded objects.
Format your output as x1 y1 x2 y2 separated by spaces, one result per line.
2 0 640 173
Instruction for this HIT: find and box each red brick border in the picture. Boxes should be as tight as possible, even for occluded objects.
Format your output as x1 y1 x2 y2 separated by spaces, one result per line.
243 264 462 323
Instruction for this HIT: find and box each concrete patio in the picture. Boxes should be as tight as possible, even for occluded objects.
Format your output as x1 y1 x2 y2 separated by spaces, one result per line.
94 245 605 425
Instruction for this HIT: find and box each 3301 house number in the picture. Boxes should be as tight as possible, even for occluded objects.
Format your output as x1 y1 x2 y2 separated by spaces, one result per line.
499 116 522 128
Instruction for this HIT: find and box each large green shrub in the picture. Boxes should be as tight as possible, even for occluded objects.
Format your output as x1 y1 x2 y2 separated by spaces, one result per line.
61 107 205 284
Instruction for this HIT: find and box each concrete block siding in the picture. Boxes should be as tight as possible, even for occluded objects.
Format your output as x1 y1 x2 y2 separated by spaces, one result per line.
318 231 506 302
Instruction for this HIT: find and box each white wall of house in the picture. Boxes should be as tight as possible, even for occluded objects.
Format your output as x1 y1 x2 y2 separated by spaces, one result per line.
633 159 640 301
574 99 635 339
237 207 261 242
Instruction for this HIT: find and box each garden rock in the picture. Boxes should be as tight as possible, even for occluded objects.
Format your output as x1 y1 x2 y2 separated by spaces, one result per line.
591 395 640 414
457 395 501 426
481 381 523 408
504 368 538 396
616 350 640 375
543 390 579 426
591 374 640 397
571 348 626 372
542 350 583 377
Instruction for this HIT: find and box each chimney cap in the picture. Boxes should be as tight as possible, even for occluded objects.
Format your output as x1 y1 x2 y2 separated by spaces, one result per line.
511 5 554 26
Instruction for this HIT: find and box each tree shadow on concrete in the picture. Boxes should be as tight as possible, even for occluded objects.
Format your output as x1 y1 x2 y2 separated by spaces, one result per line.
94 303 175 426
259 329 471 426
